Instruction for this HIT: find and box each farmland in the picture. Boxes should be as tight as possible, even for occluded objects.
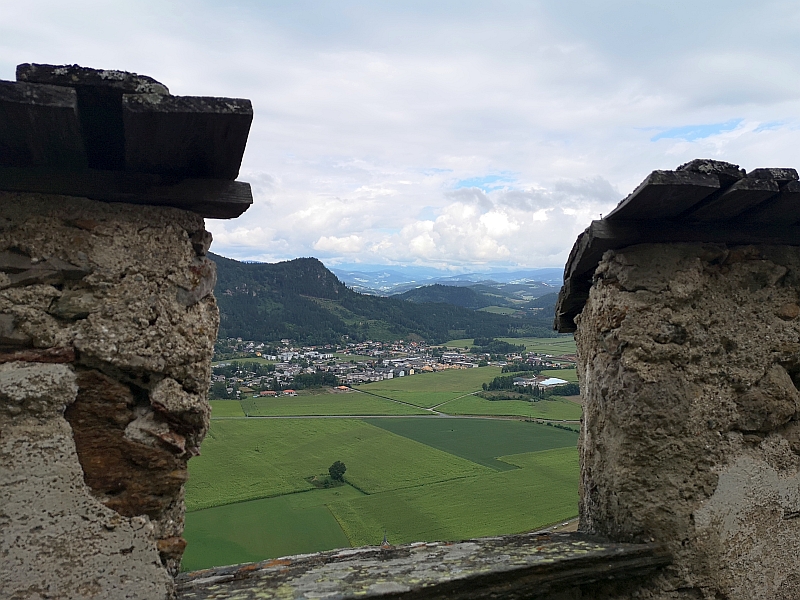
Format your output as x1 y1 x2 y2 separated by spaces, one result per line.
185 418 493 511
436 396 582 421
182 486 359 571
184 417 578 569
364 417 577 470
240 393 428 416
443 336 577 356
358 366 503 407
183 355 582 571
328 447 579 546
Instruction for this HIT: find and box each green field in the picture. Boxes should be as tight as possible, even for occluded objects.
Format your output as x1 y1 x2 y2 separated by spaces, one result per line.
240 394 427 416
358 367 502 407
209 400 246 417
327 447 579 546
478 306 518 315
444 336 576 355
437 396 582 421
540 368 578 383
364 418 577 470
182 485 360 571
186 419 492 511
212 357 276 366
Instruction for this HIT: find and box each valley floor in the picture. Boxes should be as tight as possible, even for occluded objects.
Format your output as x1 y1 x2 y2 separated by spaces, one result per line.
183 357 582 572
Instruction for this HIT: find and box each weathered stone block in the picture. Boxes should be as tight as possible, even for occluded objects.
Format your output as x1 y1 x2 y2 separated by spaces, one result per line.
576 242 800 599
0 362 173 599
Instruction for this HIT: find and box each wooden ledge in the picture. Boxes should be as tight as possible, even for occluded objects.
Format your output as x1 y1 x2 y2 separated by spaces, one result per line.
554 219 800 332
554 159 800 332
176 532 670 600
0 166 252 219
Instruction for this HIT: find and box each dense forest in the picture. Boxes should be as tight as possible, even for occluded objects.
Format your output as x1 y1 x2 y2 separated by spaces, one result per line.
210 254 558 345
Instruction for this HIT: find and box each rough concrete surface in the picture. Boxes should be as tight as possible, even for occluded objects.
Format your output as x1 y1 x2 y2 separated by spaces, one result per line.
0 362 173 599
576 243 800 599
0 192 219 597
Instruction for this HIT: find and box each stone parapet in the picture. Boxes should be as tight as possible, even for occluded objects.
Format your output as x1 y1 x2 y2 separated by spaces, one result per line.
575 242 800 599
0 192 219 599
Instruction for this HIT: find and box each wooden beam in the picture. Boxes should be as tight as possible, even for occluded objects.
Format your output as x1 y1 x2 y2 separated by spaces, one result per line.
742 180 800 225
0 166 252 219
605 170 720 221
686 178 779 221
16 63 169 94
555 219 800 332
122 94 253 180
0 80 86 169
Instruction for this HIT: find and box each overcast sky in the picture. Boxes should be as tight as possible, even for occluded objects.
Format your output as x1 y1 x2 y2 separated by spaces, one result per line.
3 1 800 271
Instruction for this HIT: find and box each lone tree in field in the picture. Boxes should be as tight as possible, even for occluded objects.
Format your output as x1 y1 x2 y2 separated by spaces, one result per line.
329 461 347 482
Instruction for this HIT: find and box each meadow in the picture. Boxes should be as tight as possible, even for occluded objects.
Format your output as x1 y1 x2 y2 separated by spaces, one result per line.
540 368 579 383
182 485 359 571
328 447 579 546
209 399 246 417
436 396 582 421
357 366 503 407
185 418 492 511
443 336 577 355
477 306 518 315
365 417 577 469
240 393 427 416
184 416 579 569
184 355 582 571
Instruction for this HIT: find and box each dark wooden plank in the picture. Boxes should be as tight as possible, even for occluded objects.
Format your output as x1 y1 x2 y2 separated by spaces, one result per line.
686 178 779 221
0 80 86 169
122 94 253 180
17 63 170 170
554 219 800 332
175 532 670 600
0 166 252 219
554 280 590 333
605 170 719 221
16 63 169 94
742 180 800 225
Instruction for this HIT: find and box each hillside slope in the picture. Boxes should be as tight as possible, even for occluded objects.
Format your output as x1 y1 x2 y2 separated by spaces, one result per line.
395 284 495 309
210 254 553 345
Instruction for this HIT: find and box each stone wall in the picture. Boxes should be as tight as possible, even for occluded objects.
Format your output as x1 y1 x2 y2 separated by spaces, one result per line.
0 191 218 599
575 243 800 599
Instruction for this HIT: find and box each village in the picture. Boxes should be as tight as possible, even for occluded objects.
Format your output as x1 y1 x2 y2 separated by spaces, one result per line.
210 338 577 399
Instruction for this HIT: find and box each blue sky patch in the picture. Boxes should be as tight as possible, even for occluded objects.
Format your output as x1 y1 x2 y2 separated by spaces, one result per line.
454 173 516 192
651 118 743 142
754 120 784 133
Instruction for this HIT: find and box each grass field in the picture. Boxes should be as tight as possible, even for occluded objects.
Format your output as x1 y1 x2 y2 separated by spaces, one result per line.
478 306 518 315
186 419 492 511
364 418 577 470
209 400 246 417
540 368 578 383
327 447 579 546
212 357 276 366
358 367 502 407
443 336 576 355
436 396 582 421
240 394 428 416
183 485 360 571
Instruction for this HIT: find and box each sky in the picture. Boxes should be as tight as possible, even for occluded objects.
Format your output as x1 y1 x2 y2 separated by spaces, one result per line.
3 1 800 271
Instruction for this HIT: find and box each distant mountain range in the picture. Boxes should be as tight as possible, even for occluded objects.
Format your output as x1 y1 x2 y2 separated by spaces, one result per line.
329 265 564 295
210 254 559 345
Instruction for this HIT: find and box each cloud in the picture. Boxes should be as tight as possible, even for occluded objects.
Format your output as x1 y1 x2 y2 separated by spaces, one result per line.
651 119 744 142
4 0 800 270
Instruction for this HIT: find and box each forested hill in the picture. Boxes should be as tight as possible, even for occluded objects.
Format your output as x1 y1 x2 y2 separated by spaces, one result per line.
210 253 552 345
395 284 494 309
